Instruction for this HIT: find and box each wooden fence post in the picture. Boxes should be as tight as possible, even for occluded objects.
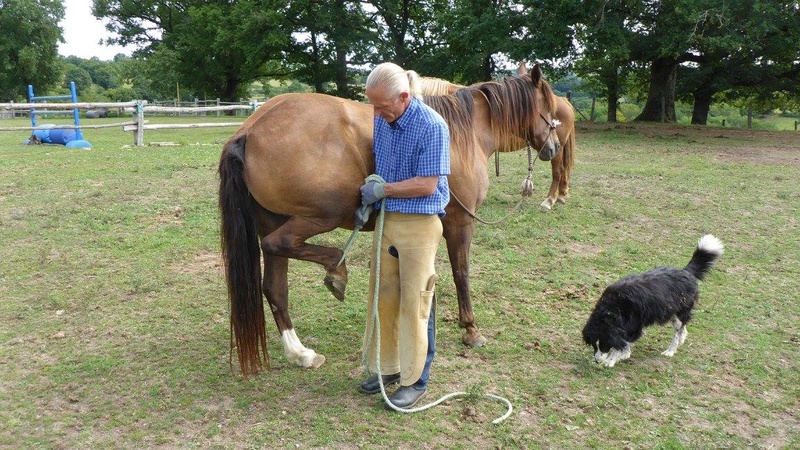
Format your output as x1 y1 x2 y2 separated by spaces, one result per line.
135 100 144 147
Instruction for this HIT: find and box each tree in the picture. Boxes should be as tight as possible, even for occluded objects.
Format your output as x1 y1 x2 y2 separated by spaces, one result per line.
0 0 64 101
629 0 800 123
94 0 290 102
282 0 374 98
64 63 93 94
574 0 642 122
64 56 118 90
417 0 520 83
367 0 448 70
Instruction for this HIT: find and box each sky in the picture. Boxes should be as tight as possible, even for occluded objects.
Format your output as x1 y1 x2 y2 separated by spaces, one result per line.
58 0 134 60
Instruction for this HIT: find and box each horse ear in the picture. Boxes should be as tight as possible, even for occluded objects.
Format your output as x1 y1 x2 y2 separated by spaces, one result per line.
517 61 528 75
530 63 543 87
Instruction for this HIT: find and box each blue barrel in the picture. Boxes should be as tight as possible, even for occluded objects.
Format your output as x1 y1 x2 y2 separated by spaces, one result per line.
32 124 55 142
48 128 77 145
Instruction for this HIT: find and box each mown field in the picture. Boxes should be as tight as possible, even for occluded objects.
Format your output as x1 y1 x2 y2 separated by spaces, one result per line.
1 115 798 449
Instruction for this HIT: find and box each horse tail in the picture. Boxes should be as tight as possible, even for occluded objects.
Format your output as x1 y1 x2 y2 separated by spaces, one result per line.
561 99 576 183
562 118 576 181
218 134 269 376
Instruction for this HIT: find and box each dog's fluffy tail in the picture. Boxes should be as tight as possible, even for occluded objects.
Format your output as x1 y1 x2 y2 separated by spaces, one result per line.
684 234 724 280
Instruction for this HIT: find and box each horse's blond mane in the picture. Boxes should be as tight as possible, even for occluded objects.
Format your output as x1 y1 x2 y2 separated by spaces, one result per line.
419 77 464 96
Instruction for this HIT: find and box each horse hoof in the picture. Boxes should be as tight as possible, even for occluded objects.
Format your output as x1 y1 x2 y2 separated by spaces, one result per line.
306 354 326 369
556 197 567 205
324 275 346 301
463 332 488 348
539 200 553 211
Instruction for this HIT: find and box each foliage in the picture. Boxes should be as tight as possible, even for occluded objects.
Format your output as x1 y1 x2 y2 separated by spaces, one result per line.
572 0 800 124
93 0 290 102
412 0 519 83
0 0 65 101
2 0 794 116
282 0 374 98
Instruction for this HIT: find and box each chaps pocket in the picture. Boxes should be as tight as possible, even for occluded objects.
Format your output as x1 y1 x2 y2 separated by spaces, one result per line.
419 274 438 319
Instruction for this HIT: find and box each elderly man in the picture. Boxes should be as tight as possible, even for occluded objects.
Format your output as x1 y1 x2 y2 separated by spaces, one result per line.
355 62 451 409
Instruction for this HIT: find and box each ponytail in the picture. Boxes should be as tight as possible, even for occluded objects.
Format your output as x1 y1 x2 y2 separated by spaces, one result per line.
406 70 423 100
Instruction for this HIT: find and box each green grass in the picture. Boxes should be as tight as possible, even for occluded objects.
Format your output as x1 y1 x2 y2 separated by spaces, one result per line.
1 116 798 449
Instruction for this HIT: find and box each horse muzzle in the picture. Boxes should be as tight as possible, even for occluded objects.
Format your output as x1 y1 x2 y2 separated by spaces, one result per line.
538 139 560 162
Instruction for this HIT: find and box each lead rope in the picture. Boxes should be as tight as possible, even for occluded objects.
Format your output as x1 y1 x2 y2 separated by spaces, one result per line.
450 142 536 226
338 138 539 266
357 176 513 424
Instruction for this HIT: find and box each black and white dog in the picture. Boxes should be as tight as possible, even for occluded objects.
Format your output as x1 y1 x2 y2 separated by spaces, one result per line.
582 235 724 367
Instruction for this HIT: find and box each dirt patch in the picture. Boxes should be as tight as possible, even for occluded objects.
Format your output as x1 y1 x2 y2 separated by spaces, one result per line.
170 251 223 276
567 242 602 257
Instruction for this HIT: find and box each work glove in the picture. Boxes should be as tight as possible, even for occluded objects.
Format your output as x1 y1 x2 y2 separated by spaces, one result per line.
353 204 372 230
360 179 386 206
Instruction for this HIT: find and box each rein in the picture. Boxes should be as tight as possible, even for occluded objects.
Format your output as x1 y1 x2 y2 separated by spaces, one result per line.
449 143 535 226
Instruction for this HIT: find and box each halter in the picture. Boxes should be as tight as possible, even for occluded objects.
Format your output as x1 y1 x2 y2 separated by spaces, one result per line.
535 111 561 155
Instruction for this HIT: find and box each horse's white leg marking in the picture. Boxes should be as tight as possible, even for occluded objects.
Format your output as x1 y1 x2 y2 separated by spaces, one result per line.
540 198 554 211
281 329 326 369
662 317 686 357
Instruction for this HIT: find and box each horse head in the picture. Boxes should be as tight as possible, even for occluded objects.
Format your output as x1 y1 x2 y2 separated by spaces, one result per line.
523 63 560 162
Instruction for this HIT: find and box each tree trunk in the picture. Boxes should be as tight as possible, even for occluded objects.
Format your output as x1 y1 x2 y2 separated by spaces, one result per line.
333 0 350 98
334 45 349 97
222 79 239 115
635 57 678 122
481 54 493 82
691 91 712 125
606 70 619 123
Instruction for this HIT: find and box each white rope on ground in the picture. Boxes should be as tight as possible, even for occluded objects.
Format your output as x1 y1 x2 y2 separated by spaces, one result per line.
358 175 513 424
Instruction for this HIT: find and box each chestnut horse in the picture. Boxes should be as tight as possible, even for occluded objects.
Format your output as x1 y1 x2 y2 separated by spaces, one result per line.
219 64 559 375
419 66 575 211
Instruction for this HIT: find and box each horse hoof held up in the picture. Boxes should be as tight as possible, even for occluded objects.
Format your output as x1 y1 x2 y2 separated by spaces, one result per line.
324 274 347 302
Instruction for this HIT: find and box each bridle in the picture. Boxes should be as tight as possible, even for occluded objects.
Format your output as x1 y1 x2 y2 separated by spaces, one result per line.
535 111 561 157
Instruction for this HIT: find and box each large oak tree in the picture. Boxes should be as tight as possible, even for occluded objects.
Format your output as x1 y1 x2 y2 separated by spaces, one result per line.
0 0 64 101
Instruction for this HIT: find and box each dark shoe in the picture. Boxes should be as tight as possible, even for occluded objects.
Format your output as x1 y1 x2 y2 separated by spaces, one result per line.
359 373 400 395
385 386 426 409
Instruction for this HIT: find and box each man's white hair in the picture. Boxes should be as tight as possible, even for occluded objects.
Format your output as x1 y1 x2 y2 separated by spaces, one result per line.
366 62 423 99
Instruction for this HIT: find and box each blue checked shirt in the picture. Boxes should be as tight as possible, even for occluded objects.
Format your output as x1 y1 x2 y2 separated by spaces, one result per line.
372 97 451 216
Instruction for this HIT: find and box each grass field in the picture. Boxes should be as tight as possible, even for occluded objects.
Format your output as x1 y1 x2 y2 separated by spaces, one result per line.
1 115 798 449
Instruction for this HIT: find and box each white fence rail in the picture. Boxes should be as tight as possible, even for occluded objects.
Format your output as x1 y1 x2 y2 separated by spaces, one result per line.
0 100 258 146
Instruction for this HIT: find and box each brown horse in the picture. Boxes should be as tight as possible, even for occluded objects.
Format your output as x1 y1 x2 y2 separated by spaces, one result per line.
419 65 575 211
218 64 559 376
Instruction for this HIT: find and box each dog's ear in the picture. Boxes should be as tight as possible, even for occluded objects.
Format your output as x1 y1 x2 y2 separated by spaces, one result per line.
581 326 593 345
